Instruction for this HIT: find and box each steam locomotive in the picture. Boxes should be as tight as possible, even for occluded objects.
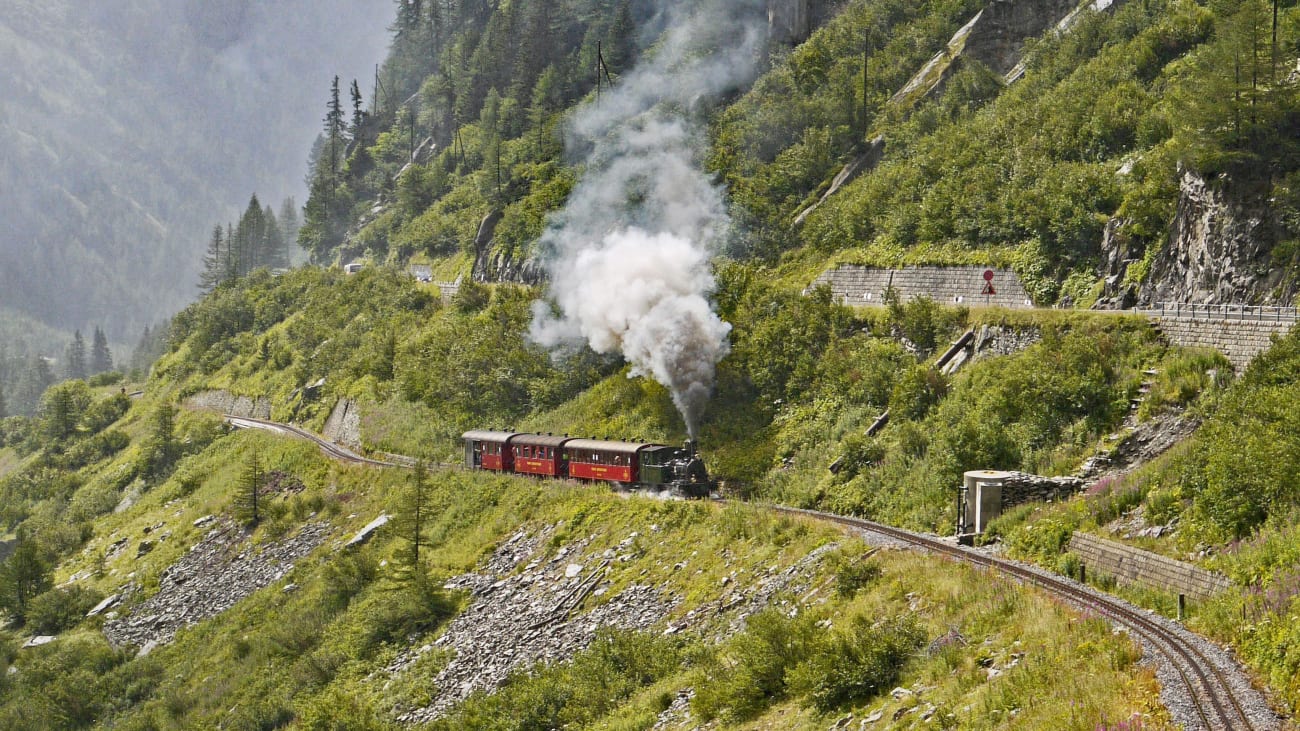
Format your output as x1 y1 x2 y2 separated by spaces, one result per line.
462 430 716 497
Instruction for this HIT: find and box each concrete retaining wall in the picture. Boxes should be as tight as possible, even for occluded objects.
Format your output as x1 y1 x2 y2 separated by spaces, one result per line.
1068 532 1232 599
1153 315 1294 372
810 265 1034 309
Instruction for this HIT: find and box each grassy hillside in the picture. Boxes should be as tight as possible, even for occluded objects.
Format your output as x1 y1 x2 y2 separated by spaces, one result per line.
9 0 1300 726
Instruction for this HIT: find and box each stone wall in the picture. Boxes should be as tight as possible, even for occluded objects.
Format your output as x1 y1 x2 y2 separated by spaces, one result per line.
1067 532 1232 600
1151 311 1296 372
1000 471 1085 509
811 265 1034 309
186 390 271 419
322 398 363 450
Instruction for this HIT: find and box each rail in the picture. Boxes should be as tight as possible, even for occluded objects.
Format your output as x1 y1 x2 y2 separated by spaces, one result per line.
766 505 1265 731
1140 302 1300 322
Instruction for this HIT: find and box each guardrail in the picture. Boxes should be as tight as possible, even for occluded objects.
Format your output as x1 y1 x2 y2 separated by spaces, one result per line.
1140 302 1300 322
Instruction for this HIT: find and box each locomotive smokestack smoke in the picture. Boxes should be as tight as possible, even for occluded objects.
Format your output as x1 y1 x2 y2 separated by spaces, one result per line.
530 0 767 438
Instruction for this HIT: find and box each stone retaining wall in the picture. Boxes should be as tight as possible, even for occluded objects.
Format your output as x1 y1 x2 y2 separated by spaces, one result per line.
186 390 271 419
1001 471 1085 509
1154 315 1294 372
322 398 363 450
1068 532 1232 600
810 265 1034 309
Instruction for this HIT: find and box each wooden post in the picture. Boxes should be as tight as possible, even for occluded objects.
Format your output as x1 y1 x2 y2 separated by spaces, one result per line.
1177 594 1186 621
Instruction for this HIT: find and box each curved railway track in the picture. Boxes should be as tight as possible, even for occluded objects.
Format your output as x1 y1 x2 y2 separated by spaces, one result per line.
767 505 1275 731
225 415 1279 730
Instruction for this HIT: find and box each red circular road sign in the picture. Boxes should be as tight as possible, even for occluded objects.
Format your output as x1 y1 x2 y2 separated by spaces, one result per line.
983 269 994 282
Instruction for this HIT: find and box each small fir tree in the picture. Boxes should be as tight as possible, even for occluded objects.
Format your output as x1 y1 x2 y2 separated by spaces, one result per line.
234 449 265 526
395 461 432 580
0 533 51 625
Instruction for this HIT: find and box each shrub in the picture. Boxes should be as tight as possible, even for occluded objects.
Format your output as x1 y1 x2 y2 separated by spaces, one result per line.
834 555 883 598
788 613 924 711
25 585 105 634
692 608 819 722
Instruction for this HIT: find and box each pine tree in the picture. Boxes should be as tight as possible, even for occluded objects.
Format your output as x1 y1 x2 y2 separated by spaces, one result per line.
91 327 113 374
199 225 227 293
326 77 346 182
234 449 265 526
278 197 300 248
351 79 366 138
65 330 87 381
394 461 432 581
41 382 80 441
0 379 7 419
141 403 179 480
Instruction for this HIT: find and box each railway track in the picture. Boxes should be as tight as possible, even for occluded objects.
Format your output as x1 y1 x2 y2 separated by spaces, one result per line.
225 414 1279 730
767 505 1276 731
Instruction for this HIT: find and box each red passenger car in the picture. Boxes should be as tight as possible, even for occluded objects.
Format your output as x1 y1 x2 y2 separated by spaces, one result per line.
509 434 570 477
564 439 643 483
462 430 516 472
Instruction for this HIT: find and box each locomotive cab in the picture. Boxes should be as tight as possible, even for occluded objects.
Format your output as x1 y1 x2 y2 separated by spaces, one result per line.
638 441 715 497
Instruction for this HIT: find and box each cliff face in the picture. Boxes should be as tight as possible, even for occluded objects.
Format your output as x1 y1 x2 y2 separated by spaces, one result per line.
1139 170 1290 305
962 0 1080 76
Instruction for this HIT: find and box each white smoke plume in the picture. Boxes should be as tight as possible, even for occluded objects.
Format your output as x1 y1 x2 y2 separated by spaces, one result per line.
530 0 768 437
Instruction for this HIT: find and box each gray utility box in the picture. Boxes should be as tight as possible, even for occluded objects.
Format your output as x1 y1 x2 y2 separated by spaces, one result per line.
961 470 1011 534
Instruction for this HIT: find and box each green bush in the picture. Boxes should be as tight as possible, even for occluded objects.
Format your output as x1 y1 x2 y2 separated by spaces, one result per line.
787 613 923 711
692 608 819 722
24 585 104 635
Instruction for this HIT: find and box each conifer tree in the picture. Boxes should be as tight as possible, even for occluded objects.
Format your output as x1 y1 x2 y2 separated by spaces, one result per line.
65 330 87 381
278 197 300 248
199 225 228 293
234 449 265 526
0 379 7 419
141 403 179 480
351 79 366 138
394 461 432 581
91 327 113 374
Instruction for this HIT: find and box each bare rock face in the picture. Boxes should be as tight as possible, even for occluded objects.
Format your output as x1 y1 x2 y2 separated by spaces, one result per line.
1139 170 1287 305
962 0 1080 76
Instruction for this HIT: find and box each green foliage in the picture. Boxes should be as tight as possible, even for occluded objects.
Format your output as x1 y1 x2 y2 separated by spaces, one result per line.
886 293 967 356
787 614 923 711
233 449 265 526
24 585 104 635
692 607 820 722
429 630 683 731
0 535 52 625
832 552 883 598
137 404 180 483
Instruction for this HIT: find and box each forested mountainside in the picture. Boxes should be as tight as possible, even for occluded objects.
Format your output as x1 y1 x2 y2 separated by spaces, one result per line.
7 0 1300 729
300 0 1300 309
0 0 390 343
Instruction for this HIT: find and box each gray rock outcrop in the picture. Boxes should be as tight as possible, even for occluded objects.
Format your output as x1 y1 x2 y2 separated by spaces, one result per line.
1139 170 1289 305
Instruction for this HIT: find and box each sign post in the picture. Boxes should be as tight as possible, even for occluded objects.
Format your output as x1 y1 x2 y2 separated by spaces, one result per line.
981 269 995 306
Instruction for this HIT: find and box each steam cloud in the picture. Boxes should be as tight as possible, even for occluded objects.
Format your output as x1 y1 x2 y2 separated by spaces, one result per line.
530 0 767 437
